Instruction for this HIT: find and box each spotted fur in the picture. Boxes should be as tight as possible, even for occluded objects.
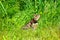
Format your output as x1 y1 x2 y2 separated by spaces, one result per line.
22 14 40 30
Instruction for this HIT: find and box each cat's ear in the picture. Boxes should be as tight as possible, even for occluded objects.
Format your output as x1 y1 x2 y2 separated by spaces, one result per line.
33 14 37 17
33 13 41 18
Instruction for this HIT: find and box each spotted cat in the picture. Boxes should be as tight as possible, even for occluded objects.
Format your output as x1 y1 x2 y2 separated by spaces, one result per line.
22 14 40 30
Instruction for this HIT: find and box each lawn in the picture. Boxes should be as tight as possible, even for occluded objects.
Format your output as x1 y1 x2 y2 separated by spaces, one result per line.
0 0 60 40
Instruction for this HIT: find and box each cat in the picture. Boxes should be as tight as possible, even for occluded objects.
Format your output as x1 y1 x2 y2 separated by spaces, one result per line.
22 14 40 30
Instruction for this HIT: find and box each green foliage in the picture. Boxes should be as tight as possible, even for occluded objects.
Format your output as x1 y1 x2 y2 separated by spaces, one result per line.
0 0 60 40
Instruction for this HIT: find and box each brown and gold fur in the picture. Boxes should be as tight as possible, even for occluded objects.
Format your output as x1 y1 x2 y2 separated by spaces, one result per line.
22 14 40 30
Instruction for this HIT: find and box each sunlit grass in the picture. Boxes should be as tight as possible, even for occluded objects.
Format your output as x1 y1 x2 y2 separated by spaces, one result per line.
0 24 59 40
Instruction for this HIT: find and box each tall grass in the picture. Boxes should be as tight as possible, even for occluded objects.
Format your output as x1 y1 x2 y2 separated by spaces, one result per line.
0 0 60 40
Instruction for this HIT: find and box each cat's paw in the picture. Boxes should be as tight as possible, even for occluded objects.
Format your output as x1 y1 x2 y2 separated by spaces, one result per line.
32 23 38 30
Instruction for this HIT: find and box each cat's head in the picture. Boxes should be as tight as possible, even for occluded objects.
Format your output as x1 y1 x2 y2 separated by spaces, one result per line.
34 14 40 21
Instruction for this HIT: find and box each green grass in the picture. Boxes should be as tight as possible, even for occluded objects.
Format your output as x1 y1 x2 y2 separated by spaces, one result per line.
0 0 60 40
